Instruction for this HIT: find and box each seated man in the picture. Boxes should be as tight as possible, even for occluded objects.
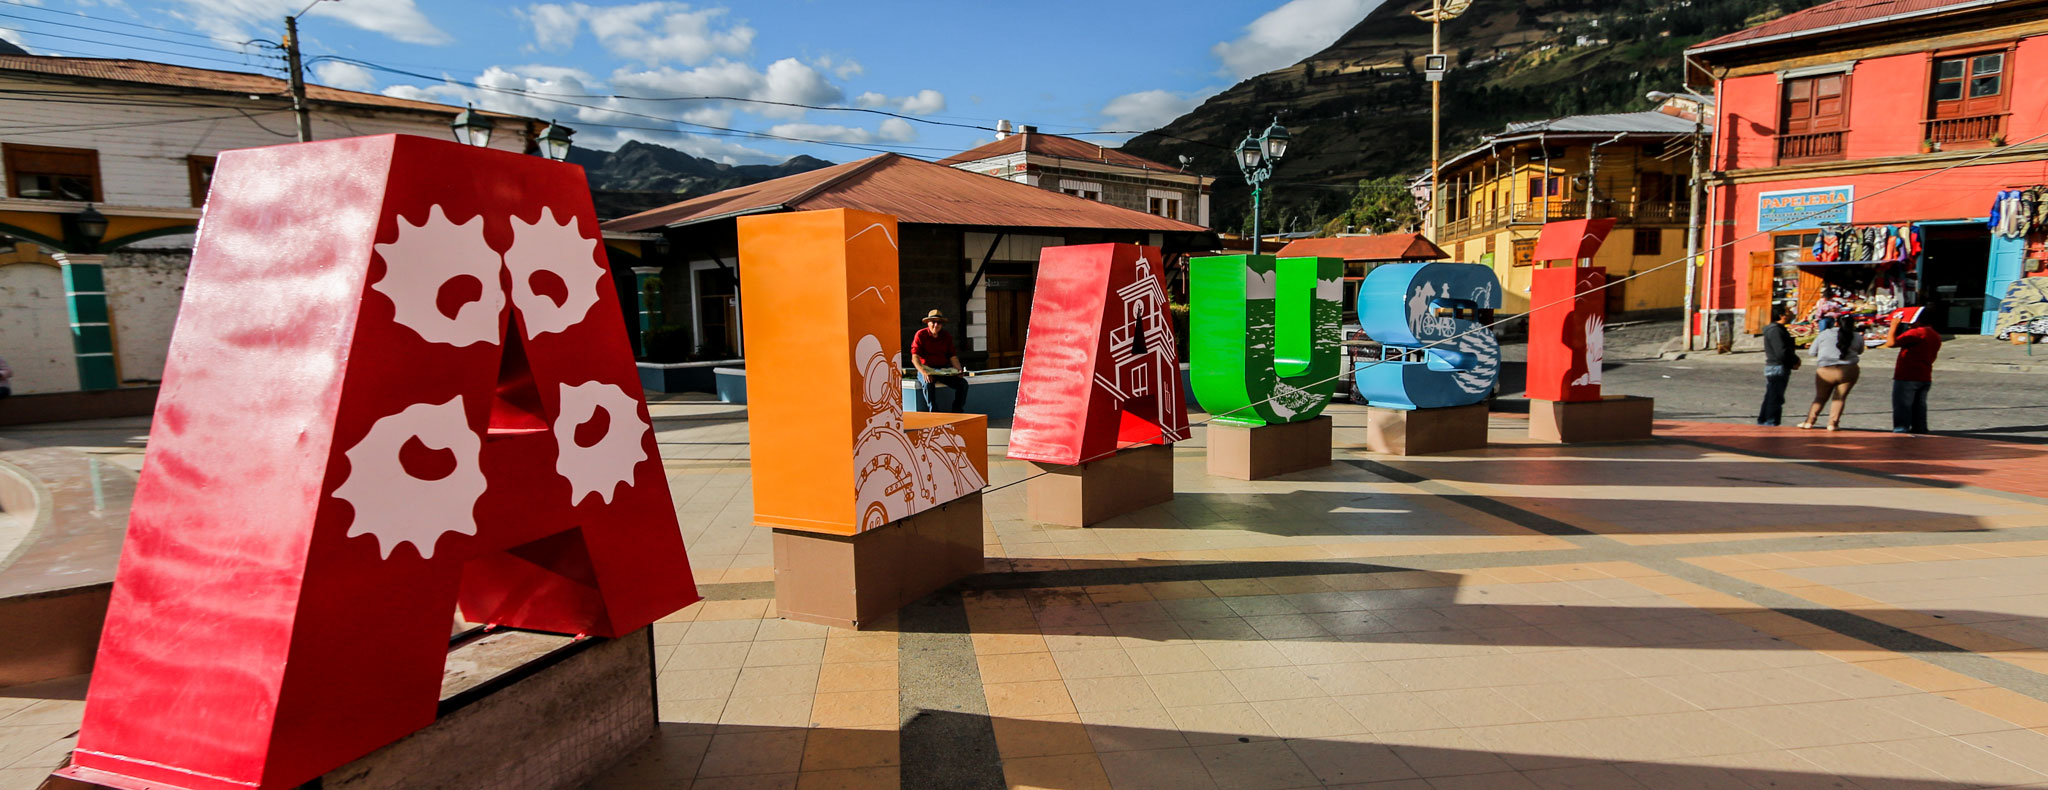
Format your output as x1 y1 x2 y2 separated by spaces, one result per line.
910 309 970 412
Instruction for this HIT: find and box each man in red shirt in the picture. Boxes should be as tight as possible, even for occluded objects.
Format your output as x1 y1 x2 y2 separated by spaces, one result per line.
1884 309 1943 434
910 309 970 412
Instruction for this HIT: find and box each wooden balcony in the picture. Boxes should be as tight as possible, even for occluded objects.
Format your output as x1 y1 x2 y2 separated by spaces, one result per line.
1776 131 1845 163
1924 113 2006 146
1436 200 1685 243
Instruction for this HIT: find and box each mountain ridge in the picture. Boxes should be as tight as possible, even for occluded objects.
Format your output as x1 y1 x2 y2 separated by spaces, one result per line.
568 141 835 219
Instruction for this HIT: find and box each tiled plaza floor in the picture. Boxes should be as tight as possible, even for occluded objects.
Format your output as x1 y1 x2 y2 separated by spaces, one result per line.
7 399 2048 789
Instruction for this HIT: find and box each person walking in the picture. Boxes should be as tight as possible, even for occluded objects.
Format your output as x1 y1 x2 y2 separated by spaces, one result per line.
1759 307 1799 425
1799 316 1864 431
910 309 970 413
1884 309 1943 434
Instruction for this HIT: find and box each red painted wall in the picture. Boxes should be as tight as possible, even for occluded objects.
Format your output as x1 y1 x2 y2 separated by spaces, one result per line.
1704 34 2048 315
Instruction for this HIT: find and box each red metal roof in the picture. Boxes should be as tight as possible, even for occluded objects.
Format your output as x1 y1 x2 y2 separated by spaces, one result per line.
0 55 530 120
602 153 1209 234
1273 234 1447 262
937 132 1182 174
1692 0 1998 53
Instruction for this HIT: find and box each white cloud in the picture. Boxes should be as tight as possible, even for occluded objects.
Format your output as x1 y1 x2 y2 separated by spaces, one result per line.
522 2 753 65
167 0 451 46
382 64 780 164
607 57 836 120
1102 89 1202 131
768 119 915 145
899 89 945 115
815 55 863 79
850 89 946 115
312 61 376 92
519 4 581 51
877 118 916 142
1212 0 1381 79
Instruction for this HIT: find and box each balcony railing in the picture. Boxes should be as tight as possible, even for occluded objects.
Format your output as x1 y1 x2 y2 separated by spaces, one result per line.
1924 113 2006 145
1776 130 1845 163
1436 199 1685 241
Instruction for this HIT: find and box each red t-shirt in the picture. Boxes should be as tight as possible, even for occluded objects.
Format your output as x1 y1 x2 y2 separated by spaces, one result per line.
1892 326 1942 382
911 327 955 368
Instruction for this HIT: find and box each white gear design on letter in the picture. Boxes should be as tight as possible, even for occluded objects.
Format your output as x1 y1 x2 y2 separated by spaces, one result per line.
334 396 487 559
370 205 505 347
554 381 649 505
504 207 603 338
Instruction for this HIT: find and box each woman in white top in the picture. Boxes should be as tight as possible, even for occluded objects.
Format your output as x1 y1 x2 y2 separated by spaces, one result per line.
1799 318 1864 430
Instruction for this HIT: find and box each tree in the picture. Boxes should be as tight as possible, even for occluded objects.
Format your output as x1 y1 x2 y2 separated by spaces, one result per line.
1320 177 1419 236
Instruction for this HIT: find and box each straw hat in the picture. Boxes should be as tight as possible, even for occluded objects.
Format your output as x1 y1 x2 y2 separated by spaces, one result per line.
923 310 948 324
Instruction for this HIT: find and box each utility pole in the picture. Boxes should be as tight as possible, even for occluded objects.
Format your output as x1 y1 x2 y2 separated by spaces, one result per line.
1414 0 1471 244
1683 106 1704 351
284 15 311 142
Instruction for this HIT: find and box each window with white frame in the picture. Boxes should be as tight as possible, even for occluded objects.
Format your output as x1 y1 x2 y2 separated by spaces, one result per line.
1145 189 1183 220
1059 179 1103 202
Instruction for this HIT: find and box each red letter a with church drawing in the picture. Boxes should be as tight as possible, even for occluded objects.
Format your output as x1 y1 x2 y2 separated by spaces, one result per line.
1008 243 1187 466
60 135 698 790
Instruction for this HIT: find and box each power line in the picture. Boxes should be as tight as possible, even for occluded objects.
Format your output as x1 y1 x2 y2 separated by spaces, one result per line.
0 0 229 42
312 55 1232 154
1 28 284 70
970 122 2048 499
0 11 271 57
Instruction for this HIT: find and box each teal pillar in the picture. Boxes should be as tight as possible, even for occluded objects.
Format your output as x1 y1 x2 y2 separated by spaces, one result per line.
631 266 662 358
53 252 117 391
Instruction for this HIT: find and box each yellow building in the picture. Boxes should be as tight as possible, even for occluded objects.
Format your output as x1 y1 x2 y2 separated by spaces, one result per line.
1427 109 1704 316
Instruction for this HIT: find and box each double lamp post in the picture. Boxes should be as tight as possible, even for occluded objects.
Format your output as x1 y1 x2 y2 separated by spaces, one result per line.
1235 118 1291 255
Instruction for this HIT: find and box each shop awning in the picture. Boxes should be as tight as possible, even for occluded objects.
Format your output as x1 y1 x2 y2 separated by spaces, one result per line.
1532 218 1617 262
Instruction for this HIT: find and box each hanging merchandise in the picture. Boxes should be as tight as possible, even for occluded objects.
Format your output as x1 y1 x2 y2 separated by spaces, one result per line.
1820 233 1840 261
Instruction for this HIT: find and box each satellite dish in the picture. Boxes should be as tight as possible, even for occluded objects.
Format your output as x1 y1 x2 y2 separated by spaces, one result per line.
1178 154 1194 171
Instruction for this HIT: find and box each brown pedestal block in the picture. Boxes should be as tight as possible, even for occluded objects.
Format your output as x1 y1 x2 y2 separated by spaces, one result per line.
1207 417 1333 480
1529 396 1655 443
771 493 983 629
1364 403 1490 456
1026 444 1174 527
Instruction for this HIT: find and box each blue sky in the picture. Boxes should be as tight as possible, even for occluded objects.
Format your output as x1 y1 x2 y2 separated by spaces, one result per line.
9 0 1384 164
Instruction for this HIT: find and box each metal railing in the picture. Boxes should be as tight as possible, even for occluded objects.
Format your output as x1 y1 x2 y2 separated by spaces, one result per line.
1436 199 1686 240
1924 113 2006 145
1776 130 1845 163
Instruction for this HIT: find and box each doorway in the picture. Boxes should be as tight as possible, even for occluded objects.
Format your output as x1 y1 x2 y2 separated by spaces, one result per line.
984 275 1033 368
1918 223 1991 334
693 265 740 358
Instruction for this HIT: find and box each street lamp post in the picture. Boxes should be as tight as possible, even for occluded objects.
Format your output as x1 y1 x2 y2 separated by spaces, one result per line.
451 104 495 148
1236 118 1290 255
1649 90 1707 352
538 120 576 161
1414 0 1472 241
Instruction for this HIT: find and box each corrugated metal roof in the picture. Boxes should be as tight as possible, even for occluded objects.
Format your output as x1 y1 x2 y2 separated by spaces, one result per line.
937 132 1183 174
601 153 1209 234
0 55 531 120
1691 0 2004 54
1502 111 1696 136
1274 234 1447 262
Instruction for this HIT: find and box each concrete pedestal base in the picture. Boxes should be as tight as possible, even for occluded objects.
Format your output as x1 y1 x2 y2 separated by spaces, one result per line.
1529 396 1655 443
55 629 657 790
1365 403 1490 456
1026 444 1174 527
771 493 984 630
1207 417 1333 480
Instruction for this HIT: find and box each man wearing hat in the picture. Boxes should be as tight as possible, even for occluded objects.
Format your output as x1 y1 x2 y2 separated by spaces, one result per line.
911 309 970 412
